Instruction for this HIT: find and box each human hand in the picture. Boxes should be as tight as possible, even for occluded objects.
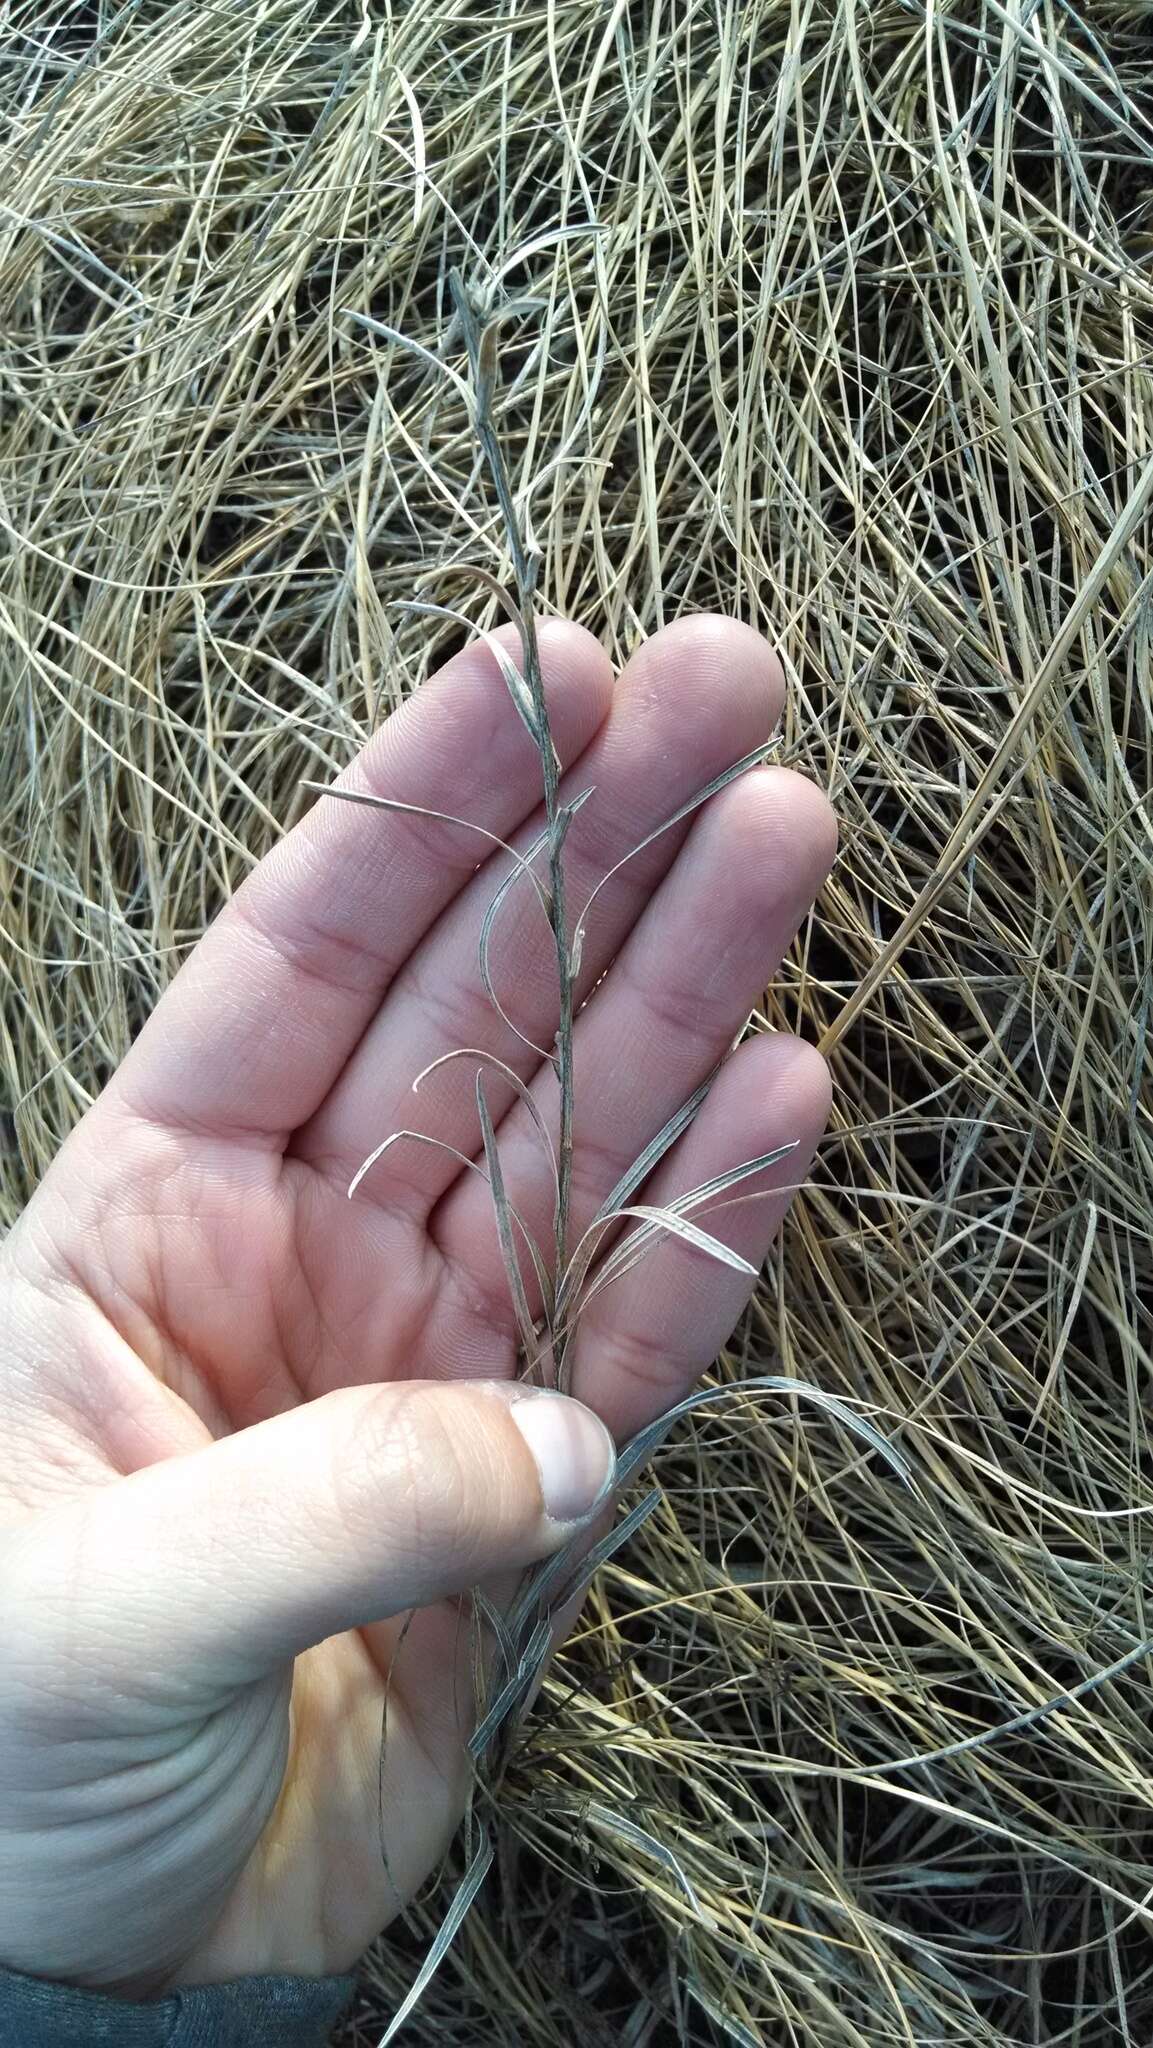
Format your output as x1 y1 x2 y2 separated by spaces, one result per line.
0 616 835 1997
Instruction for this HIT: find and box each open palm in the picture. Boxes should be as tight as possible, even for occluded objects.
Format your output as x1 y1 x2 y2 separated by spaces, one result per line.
0 616 834 1998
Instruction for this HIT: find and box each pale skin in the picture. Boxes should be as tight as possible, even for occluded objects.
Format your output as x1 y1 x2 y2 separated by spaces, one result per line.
0 615 835 2000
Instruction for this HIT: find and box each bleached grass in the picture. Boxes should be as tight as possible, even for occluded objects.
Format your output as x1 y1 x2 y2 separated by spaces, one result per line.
2 2 1152 2041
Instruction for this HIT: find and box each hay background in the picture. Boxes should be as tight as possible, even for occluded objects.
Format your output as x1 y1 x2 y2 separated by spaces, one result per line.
2 1 1152 2042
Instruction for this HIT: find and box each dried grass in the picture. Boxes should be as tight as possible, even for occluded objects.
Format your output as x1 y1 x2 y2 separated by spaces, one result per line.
3 2 1153 2042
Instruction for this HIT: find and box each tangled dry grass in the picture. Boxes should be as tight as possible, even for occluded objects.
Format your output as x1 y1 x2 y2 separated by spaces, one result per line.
3 1 1153 2041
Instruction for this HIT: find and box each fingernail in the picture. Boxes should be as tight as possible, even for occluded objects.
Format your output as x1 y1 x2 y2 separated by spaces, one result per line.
510 1392 616 1524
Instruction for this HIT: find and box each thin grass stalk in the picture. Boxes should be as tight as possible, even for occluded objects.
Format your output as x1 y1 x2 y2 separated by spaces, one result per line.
3 4 1152 2040
447 269 577 1358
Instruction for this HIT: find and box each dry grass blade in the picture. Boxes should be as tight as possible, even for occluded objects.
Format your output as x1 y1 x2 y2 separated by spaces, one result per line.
589 1074 719 1228
341 307 472 404
377 1827 494 2048
2 1 1152 2041
467 1615 554 1762
593 1204 759 1279
299 784 552 917
570 743 780 975
476 789 595 1065
413 1048 559 1200
574 1143 802 1309
398 600 543 746
505 1489 667 1651
475 1069 541 1366
583 1803 713 1926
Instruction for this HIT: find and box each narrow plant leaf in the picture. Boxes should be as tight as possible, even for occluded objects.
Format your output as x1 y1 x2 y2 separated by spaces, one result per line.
479 915 552 1057
610 1375 913 1493
418 560 523 631
471 1588 517 1687
488 220 606 288
505 1487 664 1646
556 1072 722 1318
487 292 549 336
467 1614 552 1757
478 820 550 994
350 1130 546 1333
552 1213 613 1329
861 1635 1153 1778
300 781 552 917
415 1046 559 1205
685 1981 761 2048
476 1071 538 1361
576 1141 802 1305
606 1203 759 1276
348 1128 477 1201
585 1802 714 1924
591 1072 718 1225
570 741 776 973
377 1827 494 2047
392 68 426 225
666 1139 803 1215
397 599 541 744
375 1606 418 1921
306 780 557 1070
342 306 472 402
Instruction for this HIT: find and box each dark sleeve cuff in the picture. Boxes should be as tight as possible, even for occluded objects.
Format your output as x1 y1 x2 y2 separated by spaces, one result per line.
0 1963 357 2046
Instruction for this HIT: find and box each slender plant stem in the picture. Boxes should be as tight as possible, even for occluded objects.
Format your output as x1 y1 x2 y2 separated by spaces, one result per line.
449 271 575 1378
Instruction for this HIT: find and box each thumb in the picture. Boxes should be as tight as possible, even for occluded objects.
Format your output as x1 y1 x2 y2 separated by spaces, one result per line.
3 1380 615 1702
